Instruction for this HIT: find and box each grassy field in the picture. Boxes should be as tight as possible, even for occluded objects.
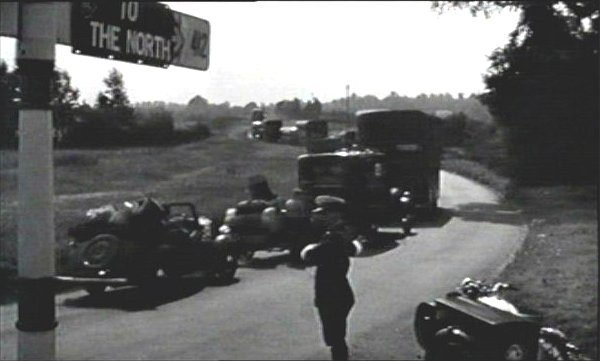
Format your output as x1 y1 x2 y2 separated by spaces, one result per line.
1 123 596 358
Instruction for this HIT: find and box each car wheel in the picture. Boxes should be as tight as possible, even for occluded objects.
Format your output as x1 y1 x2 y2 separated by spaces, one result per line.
237 250 254 266
84 284 107 296
78 234 122 269
212 256 238 284
162 266 185 278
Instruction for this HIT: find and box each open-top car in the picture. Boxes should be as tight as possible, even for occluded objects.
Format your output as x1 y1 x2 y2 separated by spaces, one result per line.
57 197 238 295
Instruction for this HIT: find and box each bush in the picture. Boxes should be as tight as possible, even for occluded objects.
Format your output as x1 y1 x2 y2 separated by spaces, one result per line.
130 107 175 145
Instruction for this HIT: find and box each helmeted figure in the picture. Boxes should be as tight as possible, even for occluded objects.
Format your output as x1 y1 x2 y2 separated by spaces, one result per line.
301 195 364 361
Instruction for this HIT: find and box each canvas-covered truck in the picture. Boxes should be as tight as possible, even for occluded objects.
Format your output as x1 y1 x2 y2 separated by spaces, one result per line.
355 109 442 214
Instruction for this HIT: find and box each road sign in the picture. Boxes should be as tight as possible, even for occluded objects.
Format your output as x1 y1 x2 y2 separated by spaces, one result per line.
171 10 210 71
2 2 210 71
71 2 176 68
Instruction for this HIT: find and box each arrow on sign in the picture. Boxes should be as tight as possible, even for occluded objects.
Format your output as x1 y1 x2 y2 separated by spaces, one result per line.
171 12 185 60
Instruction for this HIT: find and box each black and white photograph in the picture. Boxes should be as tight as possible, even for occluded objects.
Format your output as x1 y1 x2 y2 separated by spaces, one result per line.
0 1 597 360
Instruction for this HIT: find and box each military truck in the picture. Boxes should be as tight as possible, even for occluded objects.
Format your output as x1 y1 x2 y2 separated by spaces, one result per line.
355 109 442 213
248 109 264 139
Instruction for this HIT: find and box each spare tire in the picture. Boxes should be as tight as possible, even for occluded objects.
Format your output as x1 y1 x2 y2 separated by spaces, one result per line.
78 234 122 269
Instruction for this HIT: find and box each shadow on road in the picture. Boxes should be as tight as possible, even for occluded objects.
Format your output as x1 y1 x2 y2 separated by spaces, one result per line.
450 202 524 225
413 207 453 229
241 252 291 270
358 238 402 258
62 276 238 311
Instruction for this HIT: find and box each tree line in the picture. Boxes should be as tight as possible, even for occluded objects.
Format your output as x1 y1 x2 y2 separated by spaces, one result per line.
434 1 598 185
2 0 596 187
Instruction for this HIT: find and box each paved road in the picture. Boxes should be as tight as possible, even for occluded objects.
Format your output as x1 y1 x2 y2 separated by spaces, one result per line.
0 171 526 360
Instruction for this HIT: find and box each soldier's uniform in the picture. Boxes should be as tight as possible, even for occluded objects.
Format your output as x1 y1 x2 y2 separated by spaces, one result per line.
301 195 363 361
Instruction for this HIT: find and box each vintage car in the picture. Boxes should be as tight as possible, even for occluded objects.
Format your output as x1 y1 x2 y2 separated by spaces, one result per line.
297 148 415 239
57 197 238 295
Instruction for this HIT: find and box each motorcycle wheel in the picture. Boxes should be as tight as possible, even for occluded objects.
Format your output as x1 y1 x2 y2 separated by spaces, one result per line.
78 234 122 269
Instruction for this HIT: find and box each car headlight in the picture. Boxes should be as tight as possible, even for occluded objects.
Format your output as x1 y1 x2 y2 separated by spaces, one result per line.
219 225 231 234
390 187 401 196
198 216 212 227
224 208 237 223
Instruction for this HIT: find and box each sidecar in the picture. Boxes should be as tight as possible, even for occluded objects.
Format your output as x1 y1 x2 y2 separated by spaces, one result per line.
57 198 238 295
414 291 542 361
216 199 315 264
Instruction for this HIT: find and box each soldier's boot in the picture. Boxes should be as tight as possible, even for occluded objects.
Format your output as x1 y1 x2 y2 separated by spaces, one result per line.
330 342 349 361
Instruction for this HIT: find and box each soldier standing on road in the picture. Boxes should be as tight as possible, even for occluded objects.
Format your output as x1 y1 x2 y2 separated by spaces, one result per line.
300 195 365 361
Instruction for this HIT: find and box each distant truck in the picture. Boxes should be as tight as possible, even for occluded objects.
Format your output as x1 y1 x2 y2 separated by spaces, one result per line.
295 119 328 142
355 109 442 213
249 108 265 139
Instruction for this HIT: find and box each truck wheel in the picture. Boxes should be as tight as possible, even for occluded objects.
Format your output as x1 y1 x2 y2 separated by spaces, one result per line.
78 234 122 269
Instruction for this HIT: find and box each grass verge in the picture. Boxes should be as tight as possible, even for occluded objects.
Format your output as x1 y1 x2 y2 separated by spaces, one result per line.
442 152 597 360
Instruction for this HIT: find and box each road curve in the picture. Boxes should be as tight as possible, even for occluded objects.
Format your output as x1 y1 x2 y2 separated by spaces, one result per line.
0 171 527 360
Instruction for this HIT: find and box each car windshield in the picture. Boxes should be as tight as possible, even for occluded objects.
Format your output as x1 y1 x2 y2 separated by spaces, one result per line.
306 162 345 185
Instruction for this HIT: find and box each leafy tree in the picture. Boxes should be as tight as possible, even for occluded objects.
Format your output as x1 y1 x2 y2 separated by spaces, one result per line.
187 95 209 108
0 61 19 148
303 97 322 118
96 68 130 109
275 98 303 119
244 102 259 112
51 68 80 144
433 1 599 184
93 68 134 131
0 63 82 147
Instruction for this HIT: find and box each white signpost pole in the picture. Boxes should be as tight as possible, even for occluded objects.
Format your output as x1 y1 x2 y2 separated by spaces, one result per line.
15 2 58 360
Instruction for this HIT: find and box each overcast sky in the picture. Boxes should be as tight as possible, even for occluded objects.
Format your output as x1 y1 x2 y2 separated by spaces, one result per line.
0 1 520 106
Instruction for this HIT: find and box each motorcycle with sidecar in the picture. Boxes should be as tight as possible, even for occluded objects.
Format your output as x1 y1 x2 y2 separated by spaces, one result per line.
216 198 315 264
57 197 239 295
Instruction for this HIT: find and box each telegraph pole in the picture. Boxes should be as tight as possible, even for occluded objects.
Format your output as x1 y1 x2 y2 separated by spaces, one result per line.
345 84 350 122
15 2 58 360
